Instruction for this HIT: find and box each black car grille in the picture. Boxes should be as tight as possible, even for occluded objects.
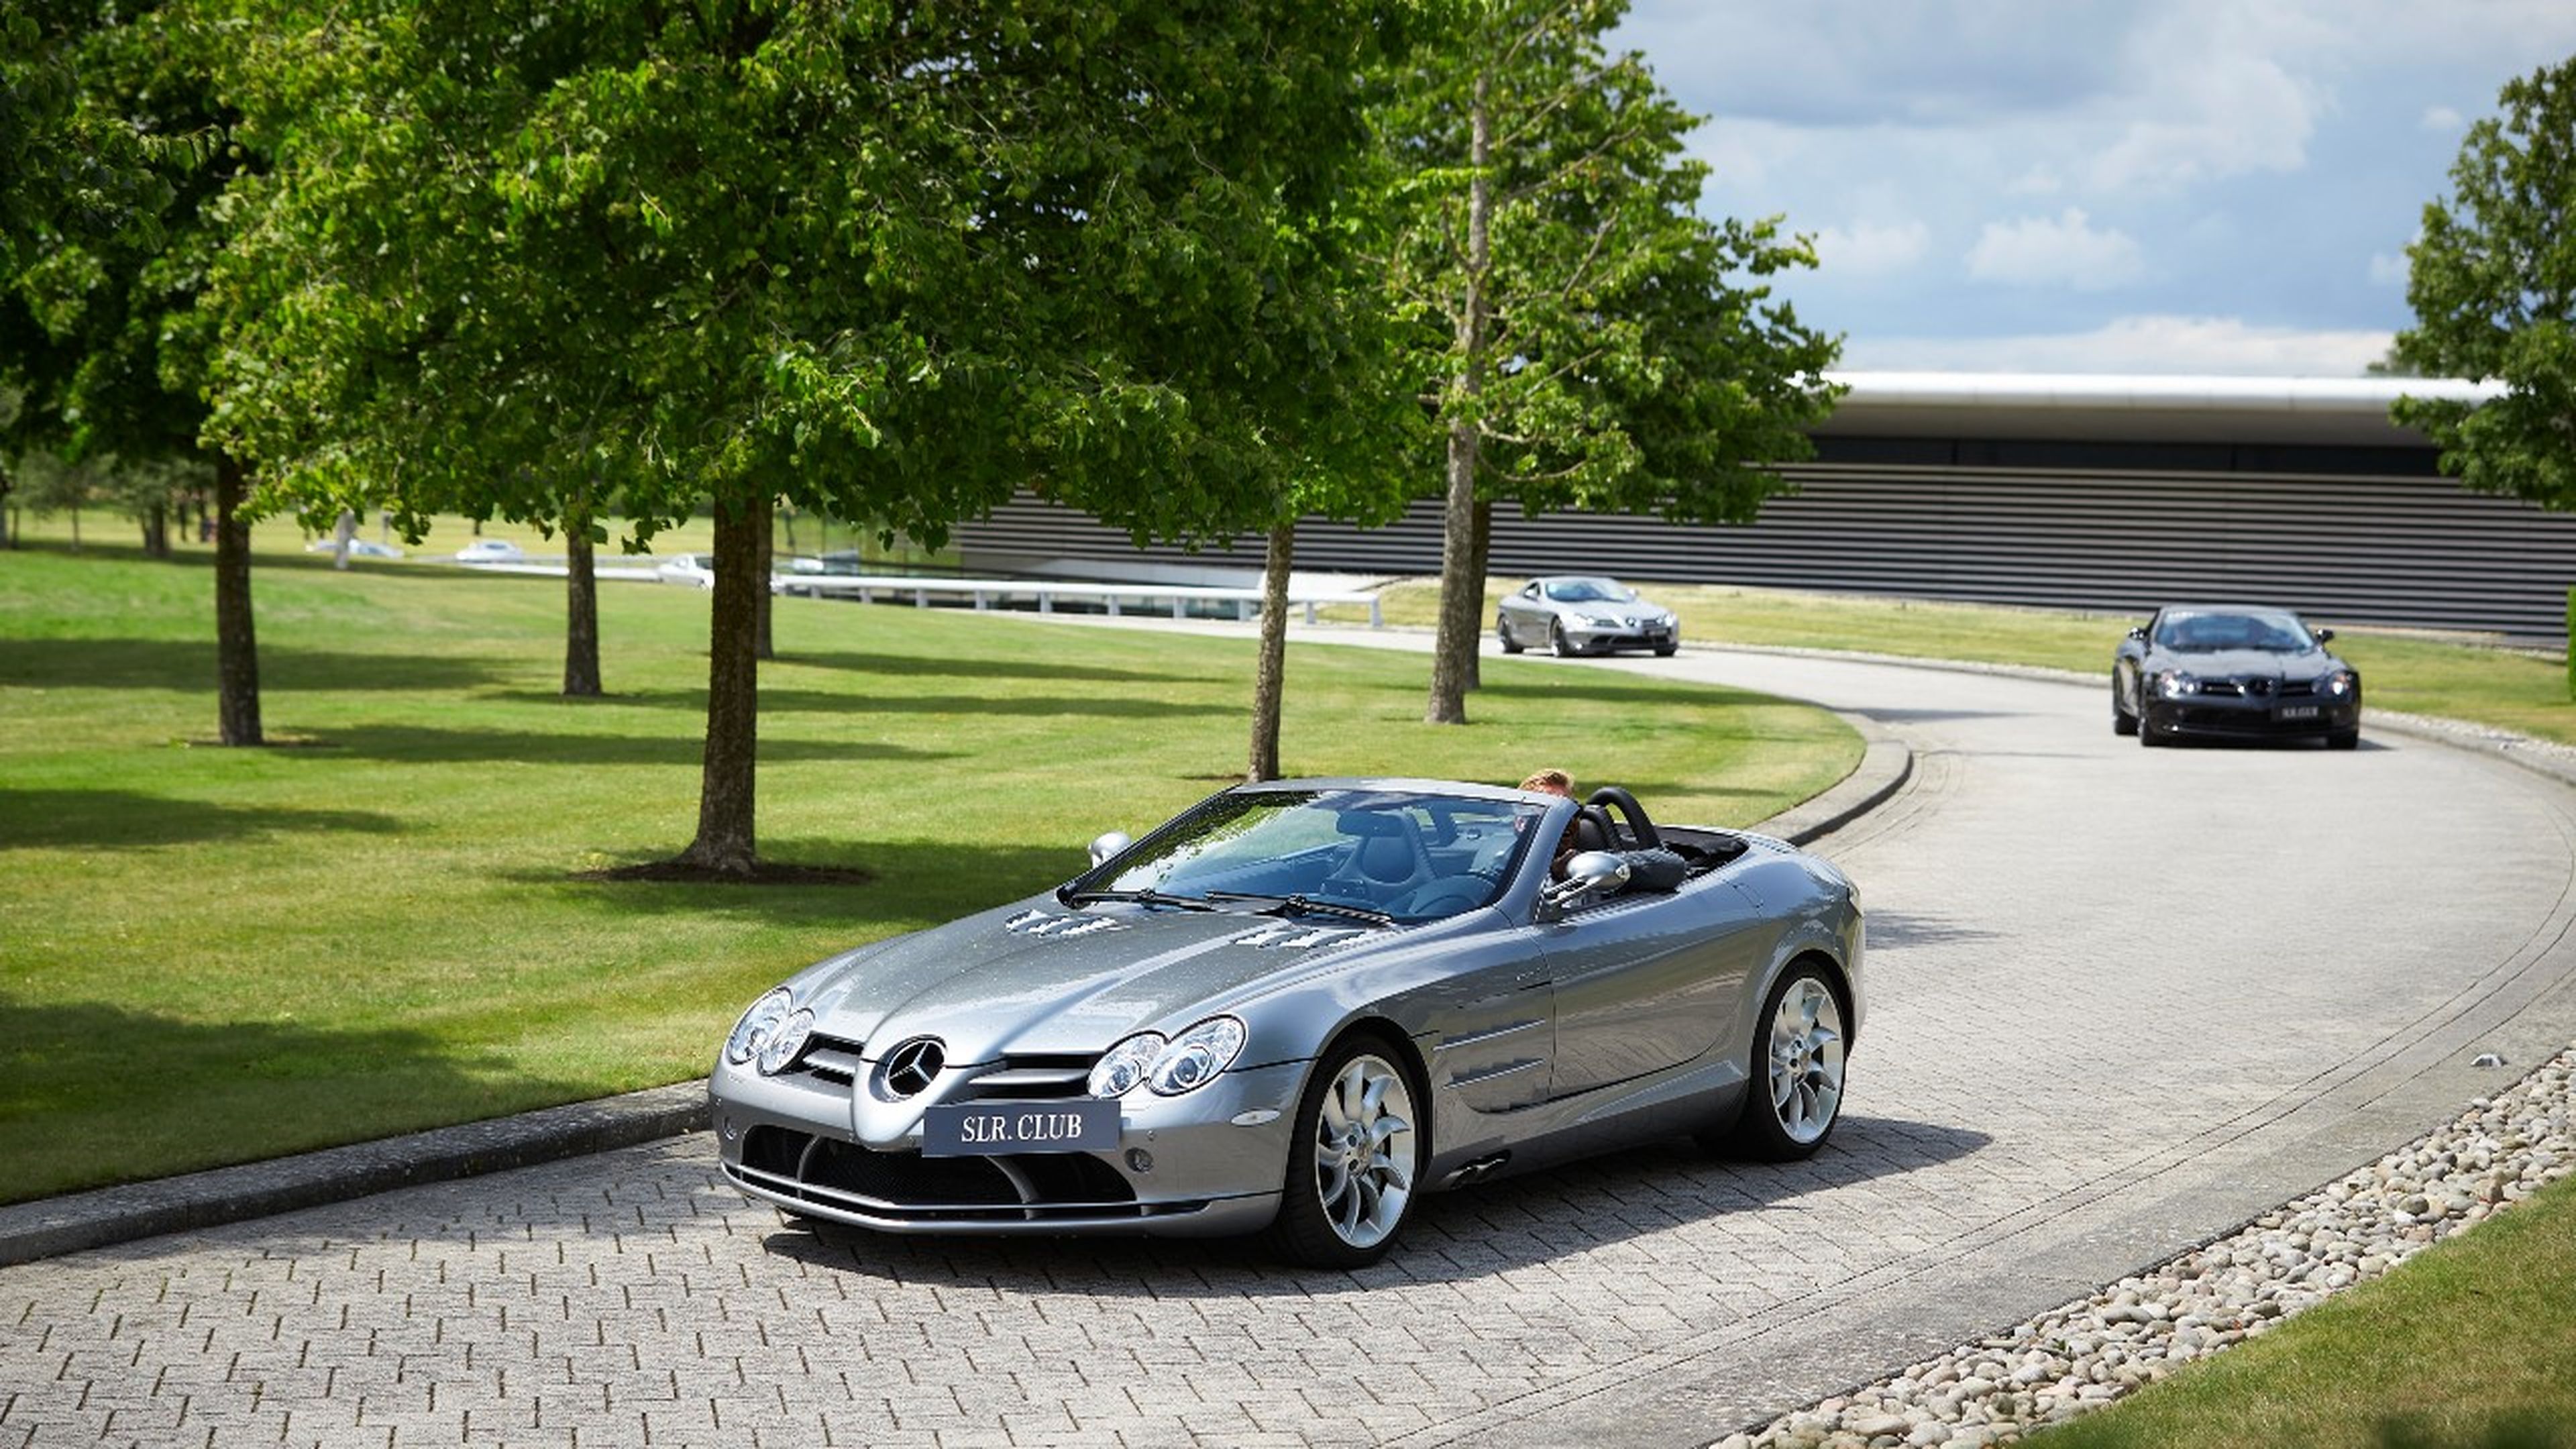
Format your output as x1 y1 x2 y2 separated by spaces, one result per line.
732 1126 1195 1224
2194 677 2274 698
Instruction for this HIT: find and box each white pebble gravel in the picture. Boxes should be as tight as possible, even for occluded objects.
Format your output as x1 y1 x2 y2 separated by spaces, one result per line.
1708 1043 2576 1449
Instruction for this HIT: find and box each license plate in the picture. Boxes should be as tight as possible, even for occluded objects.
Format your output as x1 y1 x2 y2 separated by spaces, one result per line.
2276 705 2320 720
921 1099 1120 1157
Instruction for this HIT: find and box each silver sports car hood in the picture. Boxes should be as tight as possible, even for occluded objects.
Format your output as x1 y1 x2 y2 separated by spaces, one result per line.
797 899 1376 1064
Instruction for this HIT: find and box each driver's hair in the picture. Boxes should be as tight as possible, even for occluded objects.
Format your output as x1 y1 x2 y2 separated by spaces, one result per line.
1519 769 1573 796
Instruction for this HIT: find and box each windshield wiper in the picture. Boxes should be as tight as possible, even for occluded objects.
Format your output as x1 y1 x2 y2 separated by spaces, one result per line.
1267 894 1395 926
1059 888 1217 912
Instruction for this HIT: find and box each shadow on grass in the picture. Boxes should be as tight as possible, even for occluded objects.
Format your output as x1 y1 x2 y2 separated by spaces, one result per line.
315 724 957 766
528 841 1079 926
492 686 1240 719
0 789 402 851
0 638 509 692
0 995 580 1205
782 650 1212 687
1478 675 1782 710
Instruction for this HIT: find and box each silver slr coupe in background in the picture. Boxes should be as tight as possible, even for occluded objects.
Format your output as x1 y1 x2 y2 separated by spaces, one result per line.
711 778 1864 1268
1496 576 1681 657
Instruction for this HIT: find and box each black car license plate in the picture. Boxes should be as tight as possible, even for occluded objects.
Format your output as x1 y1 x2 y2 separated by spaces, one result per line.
2275 704 2320 720
922 1099 1120 1157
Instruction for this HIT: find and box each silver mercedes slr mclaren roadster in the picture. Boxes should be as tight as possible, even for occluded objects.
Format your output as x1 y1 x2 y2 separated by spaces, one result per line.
710 777 1864 1267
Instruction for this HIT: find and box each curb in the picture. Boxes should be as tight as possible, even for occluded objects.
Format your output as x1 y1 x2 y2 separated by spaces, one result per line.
0 1083 708 1267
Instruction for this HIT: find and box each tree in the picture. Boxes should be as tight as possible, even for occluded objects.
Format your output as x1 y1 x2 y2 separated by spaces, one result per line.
2391 58 2576 512
1 0 263 743
1379 0 1840 724
0 0 171 274
215 0 1389 875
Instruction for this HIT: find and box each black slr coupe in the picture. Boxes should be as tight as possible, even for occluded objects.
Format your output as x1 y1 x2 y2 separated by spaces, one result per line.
2112 604 2360 749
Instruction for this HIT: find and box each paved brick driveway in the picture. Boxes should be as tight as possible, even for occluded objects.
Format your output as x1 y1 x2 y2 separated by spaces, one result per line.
7 645 2575 1448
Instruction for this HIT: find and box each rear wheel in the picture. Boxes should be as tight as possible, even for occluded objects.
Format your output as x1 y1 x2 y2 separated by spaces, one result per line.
1260 1034 1421 1269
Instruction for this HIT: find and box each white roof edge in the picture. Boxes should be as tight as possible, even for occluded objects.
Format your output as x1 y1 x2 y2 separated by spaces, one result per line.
1824 371 2504 413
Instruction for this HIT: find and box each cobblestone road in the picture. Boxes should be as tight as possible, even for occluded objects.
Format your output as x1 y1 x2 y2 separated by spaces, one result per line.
7 644 2574 1449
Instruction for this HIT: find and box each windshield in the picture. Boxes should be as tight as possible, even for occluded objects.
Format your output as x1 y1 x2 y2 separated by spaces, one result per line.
1067 788 1548 925
1544 578 1634 604
2151 610 2316 654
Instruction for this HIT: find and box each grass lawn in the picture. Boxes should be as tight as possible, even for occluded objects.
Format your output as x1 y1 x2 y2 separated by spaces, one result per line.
0 519 1857 1202
1344 578 2576 747
2028 1174 2576 1449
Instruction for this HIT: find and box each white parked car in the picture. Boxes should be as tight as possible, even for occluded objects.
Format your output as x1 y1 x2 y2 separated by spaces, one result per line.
305 538 406 559
655 553 717 589
452 539 527 564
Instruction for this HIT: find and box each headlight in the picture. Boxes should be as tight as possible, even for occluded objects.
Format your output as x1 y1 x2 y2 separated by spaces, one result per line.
2320 670 2356 697
725 988 793 1068
757 1009 814 1075
1088 1032 1166 1097
2155 669 2195 700
1150 1017 1247 1095
1089 1016 1248 1098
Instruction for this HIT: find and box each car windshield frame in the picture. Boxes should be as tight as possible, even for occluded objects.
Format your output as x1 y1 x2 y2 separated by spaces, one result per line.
1065 786 1551 926
2151 608 2317 655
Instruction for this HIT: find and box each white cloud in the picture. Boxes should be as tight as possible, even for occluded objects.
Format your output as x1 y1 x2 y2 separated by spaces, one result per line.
1966 209 2145 289
1847 315 2396 375
2420 105 2465 132
1814 221 1931 276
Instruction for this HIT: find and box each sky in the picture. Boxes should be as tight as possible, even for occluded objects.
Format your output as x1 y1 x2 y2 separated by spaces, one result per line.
1609 0 2576 376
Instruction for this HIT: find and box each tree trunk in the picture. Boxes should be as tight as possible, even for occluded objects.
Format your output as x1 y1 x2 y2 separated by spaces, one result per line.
1426 75 1494 727
1247 520 1295 782
213 453 264 746
0 466 12 547
1466 497 1493 692
143 501 170 558
679 493 762 874
753 501 775 661
563 511 602 698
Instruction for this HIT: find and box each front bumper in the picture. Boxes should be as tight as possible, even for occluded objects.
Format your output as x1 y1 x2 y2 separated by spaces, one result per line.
1564 621 1678 653
708 1057 1307 1238
2142 694 2359 741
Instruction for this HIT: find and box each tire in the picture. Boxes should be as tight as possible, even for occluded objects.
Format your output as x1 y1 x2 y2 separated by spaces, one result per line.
1654 643 1678 657
1721 964 1847 1162
1549 619 1577 657
2138 707 2166 747
1260 1034 1422 1269
1497 614 1523 654
2112 688 2138 736
2328 728 2359 750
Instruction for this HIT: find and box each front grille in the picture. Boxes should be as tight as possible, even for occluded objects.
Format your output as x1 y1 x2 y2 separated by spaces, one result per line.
2281 679 2317 698
734 1126 1184 1224
957 1055 1097 1100
784 1032 865 1085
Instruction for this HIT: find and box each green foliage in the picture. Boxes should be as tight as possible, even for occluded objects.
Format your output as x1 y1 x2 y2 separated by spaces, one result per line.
212 0 1393 548
2392 58 2576 512
1377 0 1841 521
0 0 174 274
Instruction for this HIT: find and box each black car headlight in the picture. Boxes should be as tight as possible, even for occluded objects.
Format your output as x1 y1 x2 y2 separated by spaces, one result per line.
725 988 814 1075
2155 669 2195 700
2320 669 2356 698
1089 1017 1247 1098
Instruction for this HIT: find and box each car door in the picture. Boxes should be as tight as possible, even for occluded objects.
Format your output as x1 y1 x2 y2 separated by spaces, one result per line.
1541 877 1768 1098
1498 581 1547 646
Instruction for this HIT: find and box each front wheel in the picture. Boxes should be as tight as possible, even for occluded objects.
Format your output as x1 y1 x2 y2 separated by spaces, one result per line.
1720 965 1847 1161
1497 614 1523 654
1654 643 1678 657
1260 1035 1421 1269
1549 619 1578 657
2328 728 2359 750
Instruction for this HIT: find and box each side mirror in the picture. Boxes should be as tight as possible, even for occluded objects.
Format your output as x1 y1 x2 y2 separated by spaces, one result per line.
1087 830 1132 868
2126 626 2147 641
2315 627 2335 643
1540 851 1631 916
